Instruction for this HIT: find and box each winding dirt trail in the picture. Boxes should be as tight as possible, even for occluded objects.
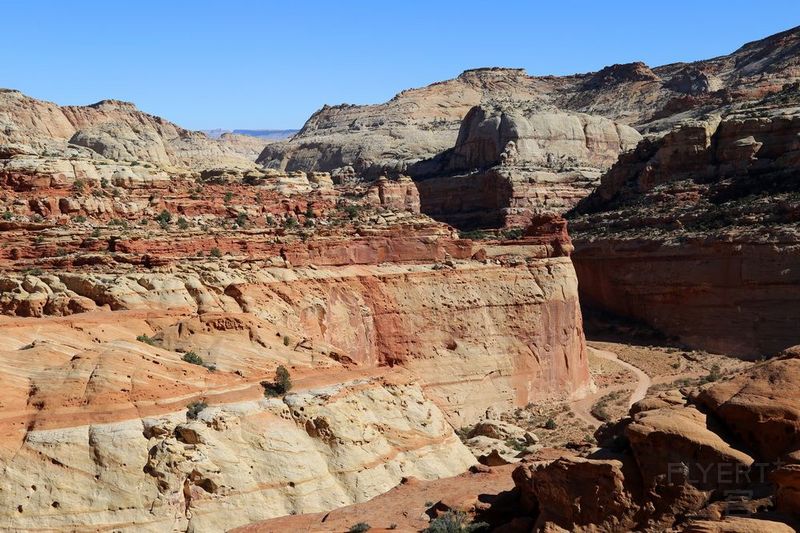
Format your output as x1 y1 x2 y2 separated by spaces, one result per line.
570 346 652 427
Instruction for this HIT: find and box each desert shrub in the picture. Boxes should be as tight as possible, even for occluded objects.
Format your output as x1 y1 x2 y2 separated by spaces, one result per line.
2 211 12 220
283 335 291 346
73 179 85 193
348 524 370 533
342 204 360 219
177 217 190 230
224 192 234 204
700 363 722 384
424 511 489 532
91 228 101 238
182 351 204 366
544 418 557 430
136 334 156 345
186 401 207 420
501 228 524 240
155 210 172 228
505 437 527 452
236 212 248 227
210 247 222 258
275 365 292 392
262 365 292 397
283 216 298 229
460 230 489 240
72 215 87 223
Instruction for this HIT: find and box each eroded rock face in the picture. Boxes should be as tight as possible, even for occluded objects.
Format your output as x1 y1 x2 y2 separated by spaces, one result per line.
693 354 800 462
365 175 421 213
2 378 474 532
569 101 800 358
0 87 591 531
258 27 800 178
514 455 639 531
0 89 262 171
509 355 800 532
417 104 641 174
0 249 589 426
412 103 641 228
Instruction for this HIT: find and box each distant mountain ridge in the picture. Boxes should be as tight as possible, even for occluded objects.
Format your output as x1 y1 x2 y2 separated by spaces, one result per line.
204 128 298 140
258 25 800 177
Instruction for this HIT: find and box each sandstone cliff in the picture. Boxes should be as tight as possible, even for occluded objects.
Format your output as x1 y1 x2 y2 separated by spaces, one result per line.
0 88 591 530
568 91 800 358
258 26 800 179
0 89 263 170
412 102 641 228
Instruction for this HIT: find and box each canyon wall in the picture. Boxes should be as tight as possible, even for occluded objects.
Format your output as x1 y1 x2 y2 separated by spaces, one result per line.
573 239 800 358
569 96 800 357
259 27 800 179
412 104 640 228
0 88 590 530
0 238 589 530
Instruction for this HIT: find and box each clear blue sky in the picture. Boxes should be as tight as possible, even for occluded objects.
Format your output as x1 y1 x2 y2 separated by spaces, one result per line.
4 0 800 130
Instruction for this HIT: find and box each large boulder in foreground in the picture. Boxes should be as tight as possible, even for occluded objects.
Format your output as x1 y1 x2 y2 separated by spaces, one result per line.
693 351 800 462
510 355 800 531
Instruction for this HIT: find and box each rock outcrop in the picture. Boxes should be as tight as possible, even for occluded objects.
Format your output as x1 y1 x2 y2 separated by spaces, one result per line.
412 103 641 228
507 353 800 532
0 89 263 171
0 87 591 530
258 27 800 179
568 94 800 358
1 374 474 532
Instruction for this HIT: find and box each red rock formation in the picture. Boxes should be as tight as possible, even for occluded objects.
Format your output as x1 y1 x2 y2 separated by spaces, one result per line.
365 175 421 213
569 100 800 358
0 86 595 530
506 355 800 532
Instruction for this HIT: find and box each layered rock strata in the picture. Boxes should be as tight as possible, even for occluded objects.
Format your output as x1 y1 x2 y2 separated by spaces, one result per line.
568 97 800 358
0 89 590 530
412 103 641 228
259 27 800 178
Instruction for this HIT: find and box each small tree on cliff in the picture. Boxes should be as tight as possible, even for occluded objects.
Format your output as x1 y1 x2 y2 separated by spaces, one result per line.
275 365 292 394
262 365 292 397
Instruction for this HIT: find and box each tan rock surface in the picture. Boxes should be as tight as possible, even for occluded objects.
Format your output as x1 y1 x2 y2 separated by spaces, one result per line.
0 89 590 531
259 27 800 178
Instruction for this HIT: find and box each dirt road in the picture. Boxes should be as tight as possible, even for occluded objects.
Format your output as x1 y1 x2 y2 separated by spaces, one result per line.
570 346 652 427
